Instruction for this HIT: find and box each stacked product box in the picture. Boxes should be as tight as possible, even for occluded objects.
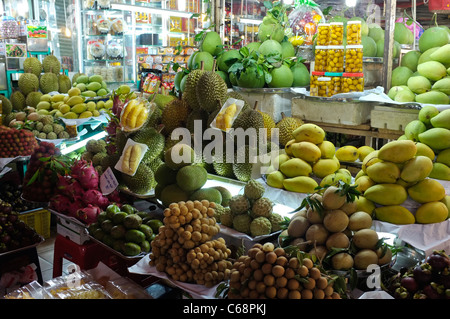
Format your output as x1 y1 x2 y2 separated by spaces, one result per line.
311 21 364 97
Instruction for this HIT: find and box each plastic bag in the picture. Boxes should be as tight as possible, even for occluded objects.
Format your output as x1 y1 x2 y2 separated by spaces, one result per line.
288 0 326 46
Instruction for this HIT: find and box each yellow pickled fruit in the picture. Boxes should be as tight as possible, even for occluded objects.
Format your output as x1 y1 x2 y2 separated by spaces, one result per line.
335 145 359 162
415 201 448 224
374 205 415 225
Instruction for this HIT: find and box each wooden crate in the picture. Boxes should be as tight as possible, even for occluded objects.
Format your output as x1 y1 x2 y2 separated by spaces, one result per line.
370 105 419 131
291 97 376 126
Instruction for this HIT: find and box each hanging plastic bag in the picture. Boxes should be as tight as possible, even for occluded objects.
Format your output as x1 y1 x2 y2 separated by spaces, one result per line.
288 0 326 46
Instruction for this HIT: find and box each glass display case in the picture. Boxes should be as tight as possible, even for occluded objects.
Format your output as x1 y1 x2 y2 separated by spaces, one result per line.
76 0 134 86
72 0 206 88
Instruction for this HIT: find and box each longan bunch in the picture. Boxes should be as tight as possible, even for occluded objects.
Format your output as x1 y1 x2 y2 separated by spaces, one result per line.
149 201 232 287
187 238 233 287
162 200 220 249
227 243 341 299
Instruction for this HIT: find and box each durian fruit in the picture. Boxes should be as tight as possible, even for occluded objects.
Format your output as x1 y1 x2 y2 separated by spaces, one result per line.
121 162 155 194
40 72 59 94
258 110 276 140
275 112 303 146
131 126 165 163
182 66 206 109
212 151 235 178
10 91 26 111
232 101 265 145
18 72 39 96
186 108 209 133
0 95 12 116
23 57 42 78
42 54 61 75
58 70 72 93
161 97 190 135
207 108 220 127
232 145 254 182
196 66 228 113
25 90 43 109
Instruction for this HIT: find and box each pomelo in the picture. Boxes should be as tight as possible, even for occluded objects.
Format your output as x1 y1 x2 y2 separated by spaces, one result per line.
217 49 242 72
258 39 283 57
216 70 231 88
268 65 293 88
291 62 310 87
361 35 377 57
419 26 450 53
191 51 214 70
258 22 285 43
200 31 222 56
236 67 265 88
245 42 262 58
401 50 421 72
391 66 413 87
394 22 414 45
368 24 384 42
280 40 295 58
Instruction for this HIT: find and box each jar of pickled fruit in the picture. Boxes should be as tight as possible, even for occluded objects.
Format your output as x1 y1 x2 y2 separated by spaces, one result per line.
345 45 364 73
314 46 328 72
326 73 342 96
326 45 345 73
309 72 324 96
311 76 331 97
341 73 364 93
329 22 344 45
347 21 362 45
316 23 330 45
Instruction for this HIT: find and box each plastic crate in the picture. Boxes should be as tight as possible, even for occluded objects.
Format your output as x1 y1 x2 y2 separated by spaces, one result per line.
19 209 51 239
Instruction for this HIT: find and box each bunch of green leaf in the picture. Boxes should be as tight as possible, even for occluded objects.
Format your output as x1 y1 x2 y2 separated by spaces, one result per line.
263 1 290 28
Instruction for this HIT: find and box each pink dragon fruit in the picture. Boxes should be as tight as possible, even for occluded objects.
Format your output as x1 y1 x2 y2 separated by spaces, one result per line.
49 194 72 214
83 189 110 209
67 199 85 218
107 189 122 204
57 174 84 200
72 160 99 190
76 204 101 224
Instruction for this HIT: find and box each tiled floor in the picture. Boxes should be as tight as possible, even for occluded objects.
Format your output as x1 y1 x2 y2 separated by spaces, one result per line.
36 228 75 282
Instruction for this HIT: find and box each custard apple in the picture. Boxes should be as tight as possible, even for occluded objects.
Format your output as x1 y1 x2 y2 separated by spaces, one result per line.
268 213 284 232
251 197 273 218
219 208 233 227
229 194 250 215
244 179 265 200
250 217 272 237
233 214 252 234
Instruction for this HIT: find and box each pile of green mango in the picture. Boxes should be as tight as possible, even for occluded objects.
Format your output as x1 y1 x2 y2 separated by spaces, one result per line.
400 105 450 181
72 74 110 98
88 203 163 256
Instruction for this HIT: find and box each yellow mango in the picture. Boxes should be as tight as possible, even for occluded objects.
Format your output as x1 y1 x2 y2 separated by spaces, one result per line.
374 205 415 225
364 184 407 206
312 158 340 178
280 158 312 177
291 141 322 163
366 161 401 184
378 140 417 163
292 123 325 144
407 178 446 203
400 155 433 182
335 145 359 162
282 176 318 193
415 201 448 224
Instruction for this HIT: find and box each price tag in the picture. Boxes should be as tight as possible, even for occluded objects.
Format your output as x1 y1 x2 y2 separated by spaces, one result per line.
100 167 119 195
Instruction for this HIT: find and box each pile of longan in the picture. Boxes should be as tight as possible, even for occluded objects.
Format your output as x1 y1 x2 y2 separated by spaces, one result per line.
227 243 341 299
149 200 232 287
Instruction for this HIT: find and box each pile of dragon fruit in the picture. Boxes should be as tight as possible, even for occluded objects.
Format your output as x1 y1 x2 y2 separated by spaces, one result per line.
49 159 122 224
